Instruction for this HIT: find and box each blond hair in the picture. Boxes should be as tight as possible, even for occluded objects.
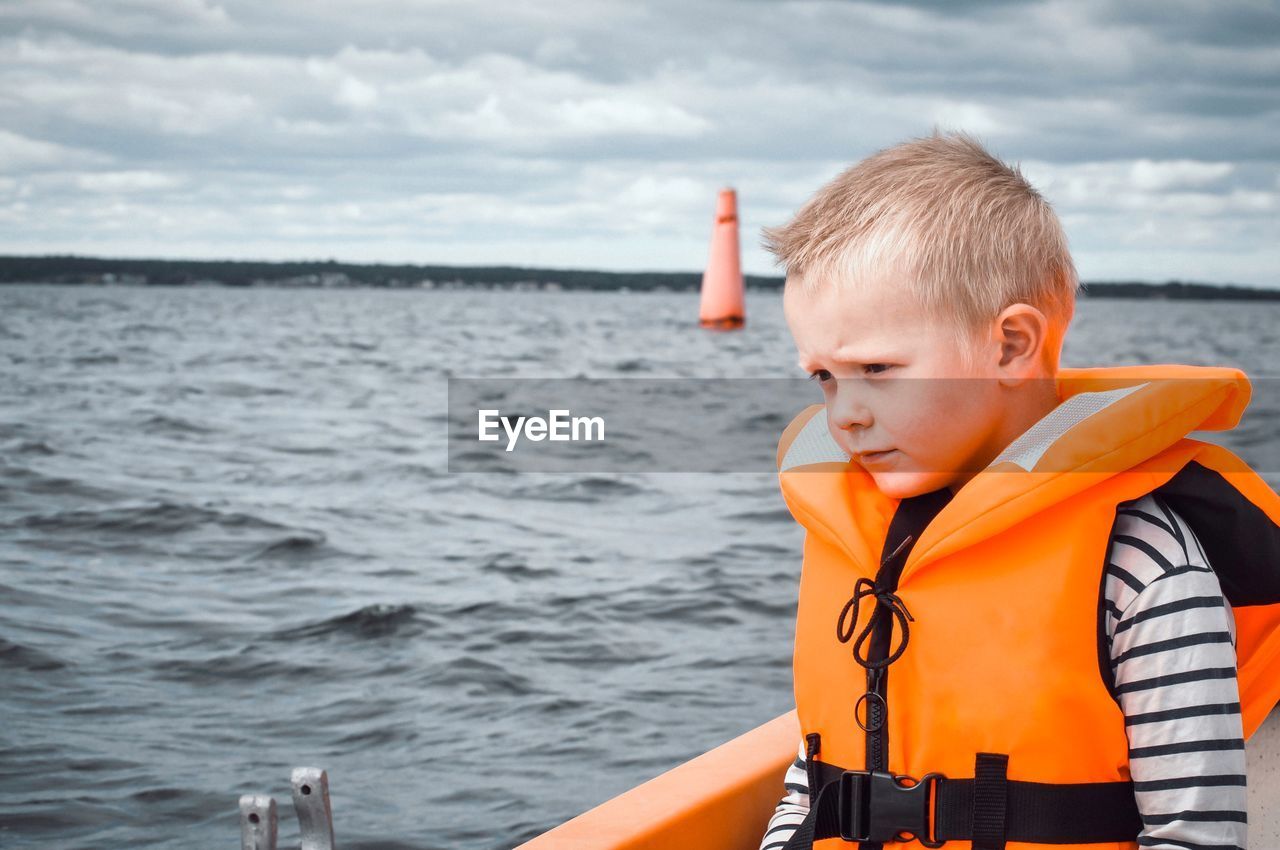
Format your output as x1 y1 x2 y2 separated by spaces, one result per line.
761 129 1077 371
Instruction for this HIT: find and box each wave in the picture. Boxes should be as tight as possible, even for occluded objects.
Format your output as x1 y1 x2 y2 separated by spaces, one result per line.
0 465 123 501
119 323 182 339
0 637 68 672
425 656 539 697
270 603 427 641
3 439 58 456
150 647 333 684
479 552 559 580
506 476 645 502
245 530 341 561
137 413 215 436
17 500 294 536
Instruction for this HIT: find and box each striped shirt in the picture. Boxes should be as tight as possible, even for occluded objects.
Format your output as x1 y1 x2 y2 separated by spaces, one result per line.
760 493 1248 850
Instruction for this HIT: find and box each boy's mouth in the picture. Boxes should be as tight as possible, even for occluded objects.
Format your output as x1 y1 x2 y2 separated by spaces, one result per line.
857 449 898 464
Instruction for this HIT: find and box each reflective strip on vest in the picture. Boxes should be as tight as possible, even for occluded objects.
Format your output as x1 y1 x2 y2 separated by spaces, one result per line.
992 383 1147 471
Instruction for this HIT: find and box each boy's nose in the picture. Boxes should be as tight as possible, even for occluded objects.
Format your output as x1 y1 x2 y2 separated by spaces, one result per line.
827 386 873 431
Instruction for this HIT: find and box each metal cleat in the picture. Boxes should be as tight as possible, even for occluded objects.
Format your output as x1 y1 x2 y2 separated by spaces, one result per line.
239 794 278 850
291 766 337 850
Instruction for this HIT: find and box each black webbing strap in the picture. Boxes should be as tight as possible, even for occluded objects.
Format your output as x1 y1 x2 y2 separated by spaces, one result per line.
781 757 1142 849
971 753 1009 850
778 773 843 850
932 771 1144 845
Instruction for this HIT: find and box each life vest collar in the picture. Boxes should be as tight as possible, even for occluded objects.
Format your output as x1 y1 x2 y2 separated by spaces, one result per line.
777 364 1252 583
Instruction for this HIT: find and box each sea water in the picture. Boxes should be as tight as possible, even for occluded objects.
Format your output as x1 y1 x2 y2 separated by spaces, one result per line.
1 285 1277 849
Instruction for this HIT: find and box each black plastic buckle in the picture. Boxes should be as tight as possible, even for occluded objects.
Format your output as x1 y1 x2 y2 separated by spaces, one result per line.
837 769 944 847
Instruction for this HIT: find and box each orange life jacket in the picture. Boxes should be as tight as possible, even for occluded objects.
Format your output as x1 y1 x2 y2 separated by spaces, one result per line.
774 364 1280 850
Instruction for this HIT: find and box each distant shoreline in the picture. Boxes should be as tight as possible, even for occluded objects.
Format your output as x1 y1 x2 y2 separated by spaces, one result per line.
1 254 1277 300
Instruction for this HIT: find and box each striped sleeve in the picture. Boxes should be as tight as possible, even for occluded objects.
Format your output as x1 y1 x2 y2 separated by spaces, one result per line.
757 739 809 850
1104 493 1248 850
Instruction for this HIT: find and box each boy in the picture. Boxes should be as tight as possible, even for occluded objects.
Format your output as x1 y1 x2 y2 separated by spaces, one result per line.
757 131 1280 850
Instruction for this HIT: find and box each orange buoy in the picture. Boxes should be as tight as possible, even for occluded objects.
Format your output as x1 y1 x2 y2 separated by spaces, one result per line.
698 188 745 329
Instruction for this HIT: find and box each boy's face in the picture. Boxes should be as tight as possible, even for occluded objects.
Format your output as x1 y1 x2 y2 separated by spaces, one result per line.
783 272 1016 499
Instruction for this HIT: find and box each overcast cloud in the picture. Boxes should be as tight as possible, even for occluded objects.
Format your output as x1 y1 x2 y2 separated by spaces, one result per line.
1 0 1277 285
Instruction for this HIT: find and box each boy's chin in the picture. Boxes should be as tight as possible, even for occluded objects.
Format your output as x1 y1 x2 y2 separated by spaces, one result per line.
866 469 960 500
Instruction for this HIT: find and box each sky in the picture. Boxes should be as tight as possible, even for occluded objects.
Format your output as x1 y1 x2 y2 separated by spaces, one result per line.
1 0 1278 286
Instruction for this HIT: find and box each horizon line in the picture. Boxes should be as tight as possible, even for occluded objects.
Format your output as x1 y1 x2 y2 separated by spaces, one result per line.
1 252 1277 292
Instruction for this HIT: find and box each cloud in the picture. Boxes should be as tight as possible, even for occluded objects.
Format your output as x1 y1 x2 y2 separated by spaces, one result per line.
0 128 112 170
75 170 187 192
1128 159 1234 191
0 0 1275 286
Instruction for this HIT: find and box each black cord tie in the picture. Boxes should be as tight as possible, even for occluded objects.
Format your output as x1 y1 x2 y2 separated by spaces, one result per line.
835 534 916 669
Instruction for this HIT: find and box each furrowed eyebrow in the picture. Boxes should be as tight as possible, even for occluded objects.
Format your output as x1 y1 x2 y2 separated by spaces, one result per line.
799 353 898 370
831 347 902 364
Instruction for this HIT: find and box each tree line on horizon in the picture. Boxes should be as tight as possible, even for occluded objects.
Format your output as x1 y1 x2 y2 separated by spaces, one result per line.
0 254 1276 300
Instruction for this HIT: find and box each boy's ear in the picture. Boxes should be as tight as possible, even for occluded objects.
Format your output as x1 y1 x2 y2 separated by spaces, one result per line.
994 303 1050 377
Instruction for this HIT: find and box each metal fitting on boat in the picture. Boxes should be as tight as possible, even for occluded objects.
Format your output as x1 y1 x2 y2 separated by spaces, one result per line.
238 767 337 850
292 767 337 850
238 794 278 850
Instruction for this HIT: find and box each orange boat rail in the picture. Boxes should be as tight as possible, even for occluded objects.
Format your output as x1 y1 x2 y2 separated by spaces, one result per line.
515 710 798 850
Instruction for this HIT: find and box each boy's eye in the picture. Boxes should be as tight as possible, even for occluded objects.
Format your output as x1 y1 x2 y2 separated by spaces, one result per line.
808 365 890 382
